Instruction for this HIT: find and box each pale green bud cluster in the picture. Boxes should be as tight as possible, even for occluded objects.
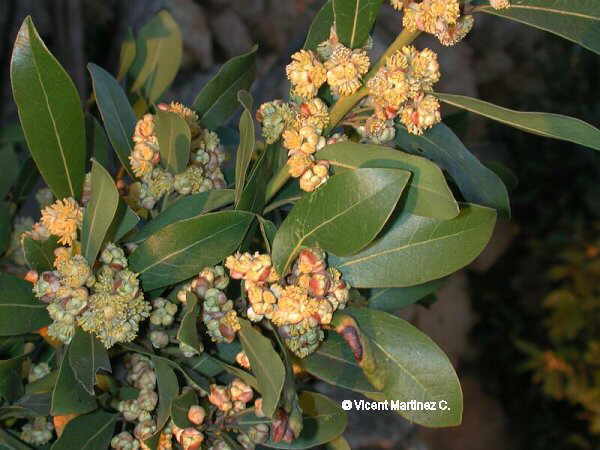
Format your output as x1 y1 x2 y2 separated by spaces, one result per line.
210 440 233 450
8 216 34 266
150 297 178 327
100 242 128 269
20 417 54 446
117 354 158 424
256 100 296 144
28 362 51 383
139 167 174 210
237 423 269 449
279 322 324 358
111 431 140 450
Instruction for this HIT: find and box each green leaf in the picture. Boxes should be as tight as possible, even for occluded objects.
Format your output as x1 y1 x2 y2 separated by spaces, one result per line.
263 392 347 449
304 1 334 50
333 0 383 48
300 332 380 396
170 389 198 429
436 93 600 152
152 357 179 430
51 409 117 450
330 204 496 288
317 143 459 220
11 16 86 199
0 145 20 199
155 110 191 174
0 345 27 403
183 353 224 377
68 327 111 395
272 168 410 275
12 158 39 203
0 273 51 336
117 28 136 81
86 116 111 169
479 0 600 55
88 63 137 177
258 216 277 254
51 349 97 415
193 45 258 129
0 429 31 450
130 10 183 103
177 293 202 354
0 207 10 256
112 200 140 242
396 123 510 218
237 142 276 213
81 160 120 265
347 307 463 427
326 436 351 450
234 90 256 207
238 319 285 418
129 211 254 290
0 392 52 420
368 279 446 311
22 235 60 272
127 189 234 244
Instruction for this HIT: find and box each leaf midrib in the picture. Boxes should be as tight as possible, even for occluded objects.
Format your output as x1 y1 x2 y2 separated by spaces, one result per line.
483 4 600 20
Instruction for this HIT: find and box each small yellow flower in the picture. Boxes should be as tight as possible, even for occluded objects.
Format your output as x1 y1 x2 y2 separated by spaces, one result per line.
270 285 317 326
400 93 441 135
158 101 201 137
298 98 330 132
436 15 474 47
325 45 370 97
286 50 327 100
129 142 158 178
133 114 156 143
299 161 329 192
40 198 83 246
490 0 510 9
288 153 314 178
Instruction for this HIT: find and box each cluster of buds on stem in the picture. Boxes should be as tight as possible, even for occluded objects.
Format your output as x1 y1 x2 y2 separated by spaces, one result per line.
225 249 350 357
117 354 159 424
20 417 54 446
129 102 226 211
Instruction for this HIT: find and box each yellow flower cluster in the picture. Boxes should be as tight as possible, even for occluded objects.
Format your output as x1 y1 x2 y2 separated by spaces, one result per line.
39 197 83 246
225 249 350 357
490 0 510 9
367 46 441 135
392 0 474 46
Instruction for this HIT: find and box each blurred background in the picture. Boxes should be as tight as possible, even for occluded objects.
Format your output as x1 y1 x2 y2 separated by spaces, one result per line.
1 1 600 448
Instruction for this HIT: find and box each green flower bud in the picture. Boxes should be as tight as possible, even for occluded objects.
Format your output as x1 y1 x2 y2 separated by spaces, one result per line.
111 431 140 450
150 330 170 349
20 417 54 446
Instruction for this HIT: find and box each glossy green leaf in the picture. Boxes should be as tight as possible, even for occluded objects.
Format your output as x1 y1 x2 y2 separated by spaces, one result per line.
81 160 120 265
333 0 383 48
156 109 191 174
436 93 600 152
68 327 111 395
177 293 202 354
12 158 39 203
317 143 459 220
88 63 137 177
272 168 410 275
193 46 258 129
238 142 276 213
396 123 510 218
258 216 277 254
263 392 347 449
368 279 446 311
0 145 20 199
128 189 234 244
11 16 86 199
117 28 136 81
330 204 497 288
238 319 285 418
130 10 183 103
304 1 334 50
0 392 52 420
0 273 51 336
112 200 140 242
347 307 463 426
21 236 60 272
183 353 224 378
51 409 117 450
51 349 97 415
129 211 254 290
479 0 600 55
152 357 179 430
170 389 198 429
86 115 111 169
234 90 256 207
0 343 27 403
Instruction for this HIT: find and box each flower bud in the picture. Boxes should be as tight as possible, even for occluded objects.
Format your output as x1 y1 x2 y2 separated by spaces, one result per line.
180 428 204 450
187 405 206 425
229 378 253 404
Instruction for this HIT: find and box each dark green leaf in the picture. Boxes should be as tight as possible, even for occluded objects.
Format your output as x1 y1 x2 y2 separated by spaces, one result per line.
0 207 10 256
0 347 26 403
317 143 459 220
331 204 496 288
304 1 334 50
184 353 224 377
51 409 117 450
0 429 31 450
333 0 383 48
479 0 600 55
238 319 285 418
86 116 111 169
0 123 25 145
238 143 276 213
263 392 347 449
436 93 600 152
177 293 202 354
130 10 183 103
234 90 256 207
0 392 51 420
117 28 136 81
396 122 510 218
258 216 277 254
81 160 120 265
347 307 463 426
272 168 410 275
0 273 51 336
128 189 234 244
12 158 39 203
0 145 20 199
129 210 254 290
152 357 179 430
88 63 137 177
112 200 140 242
22 236 60 272
51 349 97 415
68 327 111 395
155 110 191 174
368 279 445 311
193 46 258 129
170 389 198 429
11 17 86 199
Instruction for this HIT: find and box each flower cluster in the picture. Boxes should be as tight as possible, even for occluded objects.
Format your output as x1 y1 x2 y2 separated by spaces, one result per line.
129 102 226 211
225 249 350 357
31 242 150 347
391 0 474 46
20 417 54 446
39 197 83 246
366 45 441 135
